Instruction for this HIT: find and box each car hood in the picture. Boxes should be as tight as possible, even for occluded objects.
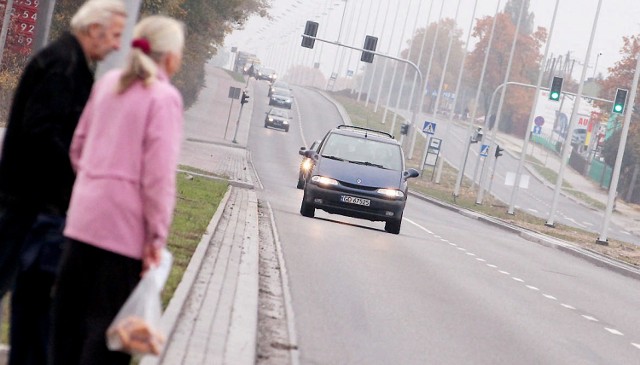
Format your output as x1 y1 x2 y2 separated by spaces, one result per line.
316 157 403 189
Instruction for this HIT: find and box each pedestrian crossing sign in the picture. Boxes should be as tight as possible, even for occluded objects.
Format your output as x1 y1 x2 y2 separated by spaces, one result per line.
422 121 436 135
480 144 489 157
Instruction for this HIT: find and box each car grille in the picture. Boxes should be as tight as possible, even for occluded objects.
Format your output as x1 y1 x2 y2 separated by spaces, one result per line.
339 180 378 191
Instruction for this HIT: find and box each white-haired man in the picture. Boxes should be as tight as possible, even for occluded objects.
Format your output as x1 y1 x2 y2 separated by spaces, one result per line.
0 1 126 364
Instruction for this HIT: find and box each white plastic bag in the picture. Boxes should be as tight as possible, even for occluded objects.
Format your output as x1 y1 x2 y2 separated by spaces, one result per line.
106 249 173 356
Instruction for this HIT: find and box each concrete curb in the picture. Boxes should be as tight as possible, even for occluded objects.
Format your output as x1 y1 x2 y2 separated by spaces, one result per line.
140 186 234 365
177 169 254 190
409 190 640 281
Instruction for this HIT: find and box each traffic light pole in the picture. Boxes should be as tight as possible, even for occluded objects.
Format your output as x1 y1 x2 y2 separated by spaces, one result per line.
301 34 423 150
596 53 640 245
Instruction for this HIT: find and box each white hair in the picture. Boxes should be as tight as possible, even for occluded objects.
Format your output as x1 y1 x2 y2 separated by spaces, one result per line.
70 0 126 33
118 15 186 92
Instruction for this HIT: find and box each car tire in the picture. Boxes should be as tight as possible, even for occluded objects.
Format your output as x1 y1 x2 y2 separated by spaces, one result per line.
264 122 268 128
285 126 289 132
300 191 315 217
385 217 402 234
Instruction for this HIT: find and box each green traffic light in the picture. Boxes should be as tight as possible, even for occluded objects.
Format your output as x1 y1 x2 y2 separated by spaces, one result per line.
614 104 623 113
550 92 559 100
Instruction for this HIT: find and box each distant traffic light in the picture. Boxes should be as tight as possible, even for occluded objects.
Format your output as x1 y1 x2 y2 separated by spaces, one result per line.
549 76 563 101
241 90 250 104
302 21 319 49
400 123 409 135
494 144 504 158
361 35 378 63
612 88 628 114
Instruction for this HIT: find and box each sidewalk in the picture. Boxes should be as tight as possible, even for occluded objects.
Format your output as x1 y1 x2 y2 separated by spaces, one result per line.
141 64 260 365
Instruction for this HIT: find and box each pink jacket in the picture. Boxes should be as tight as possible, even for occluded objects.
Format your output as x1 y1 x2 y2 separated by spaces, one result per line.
64 69 183 260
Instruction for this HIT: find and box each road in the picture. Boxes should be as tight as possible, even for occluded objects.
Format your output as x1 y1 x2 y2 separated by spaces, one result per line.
247 81 640 364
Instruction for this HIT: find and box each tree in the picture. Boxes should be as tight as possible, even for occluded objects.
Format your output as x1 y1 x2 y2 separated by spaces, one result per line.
465 3 547 138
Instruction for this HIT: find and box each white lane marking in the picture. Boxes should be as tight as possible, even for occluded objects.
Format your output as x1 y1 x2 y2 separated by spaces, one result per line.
449 242 457 246
487 264 497 268
543 294 557 300
582 221 594 227
440 239 449 242
605 328 624 336
622 231 631 236
434 235 442 239
528 208 538 213
582 315 599 322
512 277 524 282
499 270 510 275
476 258 486 262
466 252 476 256
405 218 433 234
632 343 640 350
561 304 576 310
457 247 467 251
526 285 539 291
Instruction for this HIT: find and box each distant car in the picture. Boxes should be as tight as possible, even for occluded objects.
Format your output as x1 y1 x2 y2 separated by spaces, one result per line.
264 107 291 132
297 140 320 189
298 125 420 234
256 67 277 82
269 88 293 109
268 81 290 97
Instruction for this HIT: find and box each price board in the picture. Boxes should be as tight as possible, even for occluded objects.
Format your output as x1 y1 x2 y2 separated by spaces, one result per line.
0 0 39 56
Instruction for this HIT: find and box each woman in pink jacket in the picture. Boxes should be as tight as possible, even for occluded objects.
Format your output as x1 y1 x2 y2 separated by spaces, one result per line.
50 15 185 365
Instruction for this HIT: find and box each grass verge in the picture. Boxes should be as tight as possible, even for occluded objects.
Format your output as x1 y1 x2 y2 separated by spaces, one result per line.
224 69 247 83
163 171 228 307
329 91 640 268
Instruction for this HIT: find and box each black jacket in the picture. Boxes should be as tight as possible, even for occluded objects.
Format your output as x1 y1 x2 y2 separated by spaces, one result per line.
0 32 94 212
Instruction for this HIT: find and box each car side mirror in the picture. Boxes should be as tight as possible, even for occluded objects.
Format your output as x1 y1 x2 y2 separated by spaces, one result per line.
403 168 420 180
299 147 307 156
303 149 318 159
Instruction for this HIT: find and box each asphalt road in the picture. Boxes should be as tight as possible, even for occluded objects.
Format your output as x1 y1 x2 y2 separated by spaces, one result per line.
247 81 640 364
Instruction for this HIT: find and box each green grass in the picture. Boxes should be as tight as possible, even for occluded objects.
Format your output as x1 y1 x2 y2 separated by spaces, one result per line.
163 172 228 307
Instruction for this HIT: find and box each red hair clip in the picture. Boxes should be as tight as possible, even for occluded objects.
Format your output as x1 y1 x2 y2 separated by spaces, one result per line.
131 38 151 55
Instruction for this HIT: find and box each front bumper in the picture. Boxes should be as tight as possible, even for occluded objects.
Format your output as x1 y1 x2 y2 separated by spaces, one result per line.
303 182 406 222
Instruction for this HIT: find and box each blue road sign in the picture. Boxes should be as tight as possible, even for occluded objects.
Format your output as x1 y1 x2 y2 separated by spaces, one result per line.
533 125 542 135
422 121 437 135
480 144 489 157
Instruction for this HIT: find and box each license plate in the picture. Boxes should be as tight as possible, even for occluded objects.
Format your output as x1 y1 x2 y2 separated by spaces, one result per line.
340 195 370 206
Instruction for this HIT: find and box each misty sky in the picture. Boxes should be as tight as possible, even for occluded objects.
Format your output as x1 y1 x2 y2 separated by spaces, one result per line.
225 0 640 81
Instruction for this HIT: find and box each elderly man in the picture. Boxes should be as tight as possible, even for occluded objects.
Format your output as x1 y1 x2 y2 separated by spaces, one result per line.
0 1 127 364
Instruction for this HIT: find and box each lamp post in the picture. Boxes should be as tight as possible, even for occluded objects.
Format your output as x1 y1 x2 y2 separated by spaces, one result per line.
359 0 384 103
546 0 604 227
593 51 602 79
507 0 561 214
476 0 525 204
373 1 402 112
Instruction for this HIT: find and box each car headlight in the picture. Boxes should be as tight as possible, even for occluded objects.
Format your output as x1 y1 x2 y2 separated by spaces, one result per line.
302 159 313 171
286 99 292 103
311 175 338 186
283 120 289 124
377 188 405 198
268 118 273 122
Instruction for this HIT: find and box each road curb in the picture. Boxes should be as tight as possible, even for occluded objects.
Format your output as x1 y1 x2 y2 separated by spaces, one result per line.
140 186 233 365
409 190 640 281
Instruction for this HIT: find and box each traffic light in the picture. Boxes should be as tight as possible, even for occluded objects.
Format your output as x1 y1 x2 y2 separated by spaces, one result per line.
361 35 378 63
549 76 563 101
612 88 628 114
301 21 319 49
241 91 250 104
494 144 504 158
400 123 409 135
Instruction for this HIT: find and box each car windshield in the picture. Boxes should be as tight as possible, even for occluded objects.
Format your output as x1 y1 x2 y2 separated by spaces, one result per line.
321 133 402 170
272 81 289 89
261 68 276 75
273 88 292 97
269 109 288 118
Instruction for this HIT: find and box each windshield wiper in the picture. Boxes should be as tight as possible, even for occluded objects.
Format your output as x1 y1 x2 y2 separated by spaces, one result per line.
349 160 384 168
322 155 345 161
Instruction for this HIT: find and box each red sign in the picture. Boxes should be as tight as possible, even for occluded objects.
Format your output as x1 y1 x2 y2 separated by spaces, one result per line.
0 0 39 56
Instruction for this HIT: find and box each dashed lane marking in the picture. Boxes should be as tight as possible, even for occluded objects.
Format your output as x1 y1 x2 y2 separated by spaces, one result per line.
632 343 640 350
526 285 540 291
512 277 524 282
466 252 476 256
487 264 497 268
561 304 576 310
476 258 486 262
605 328 624 336
499 270 510 275
582 315 599 322
543 294 557 300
